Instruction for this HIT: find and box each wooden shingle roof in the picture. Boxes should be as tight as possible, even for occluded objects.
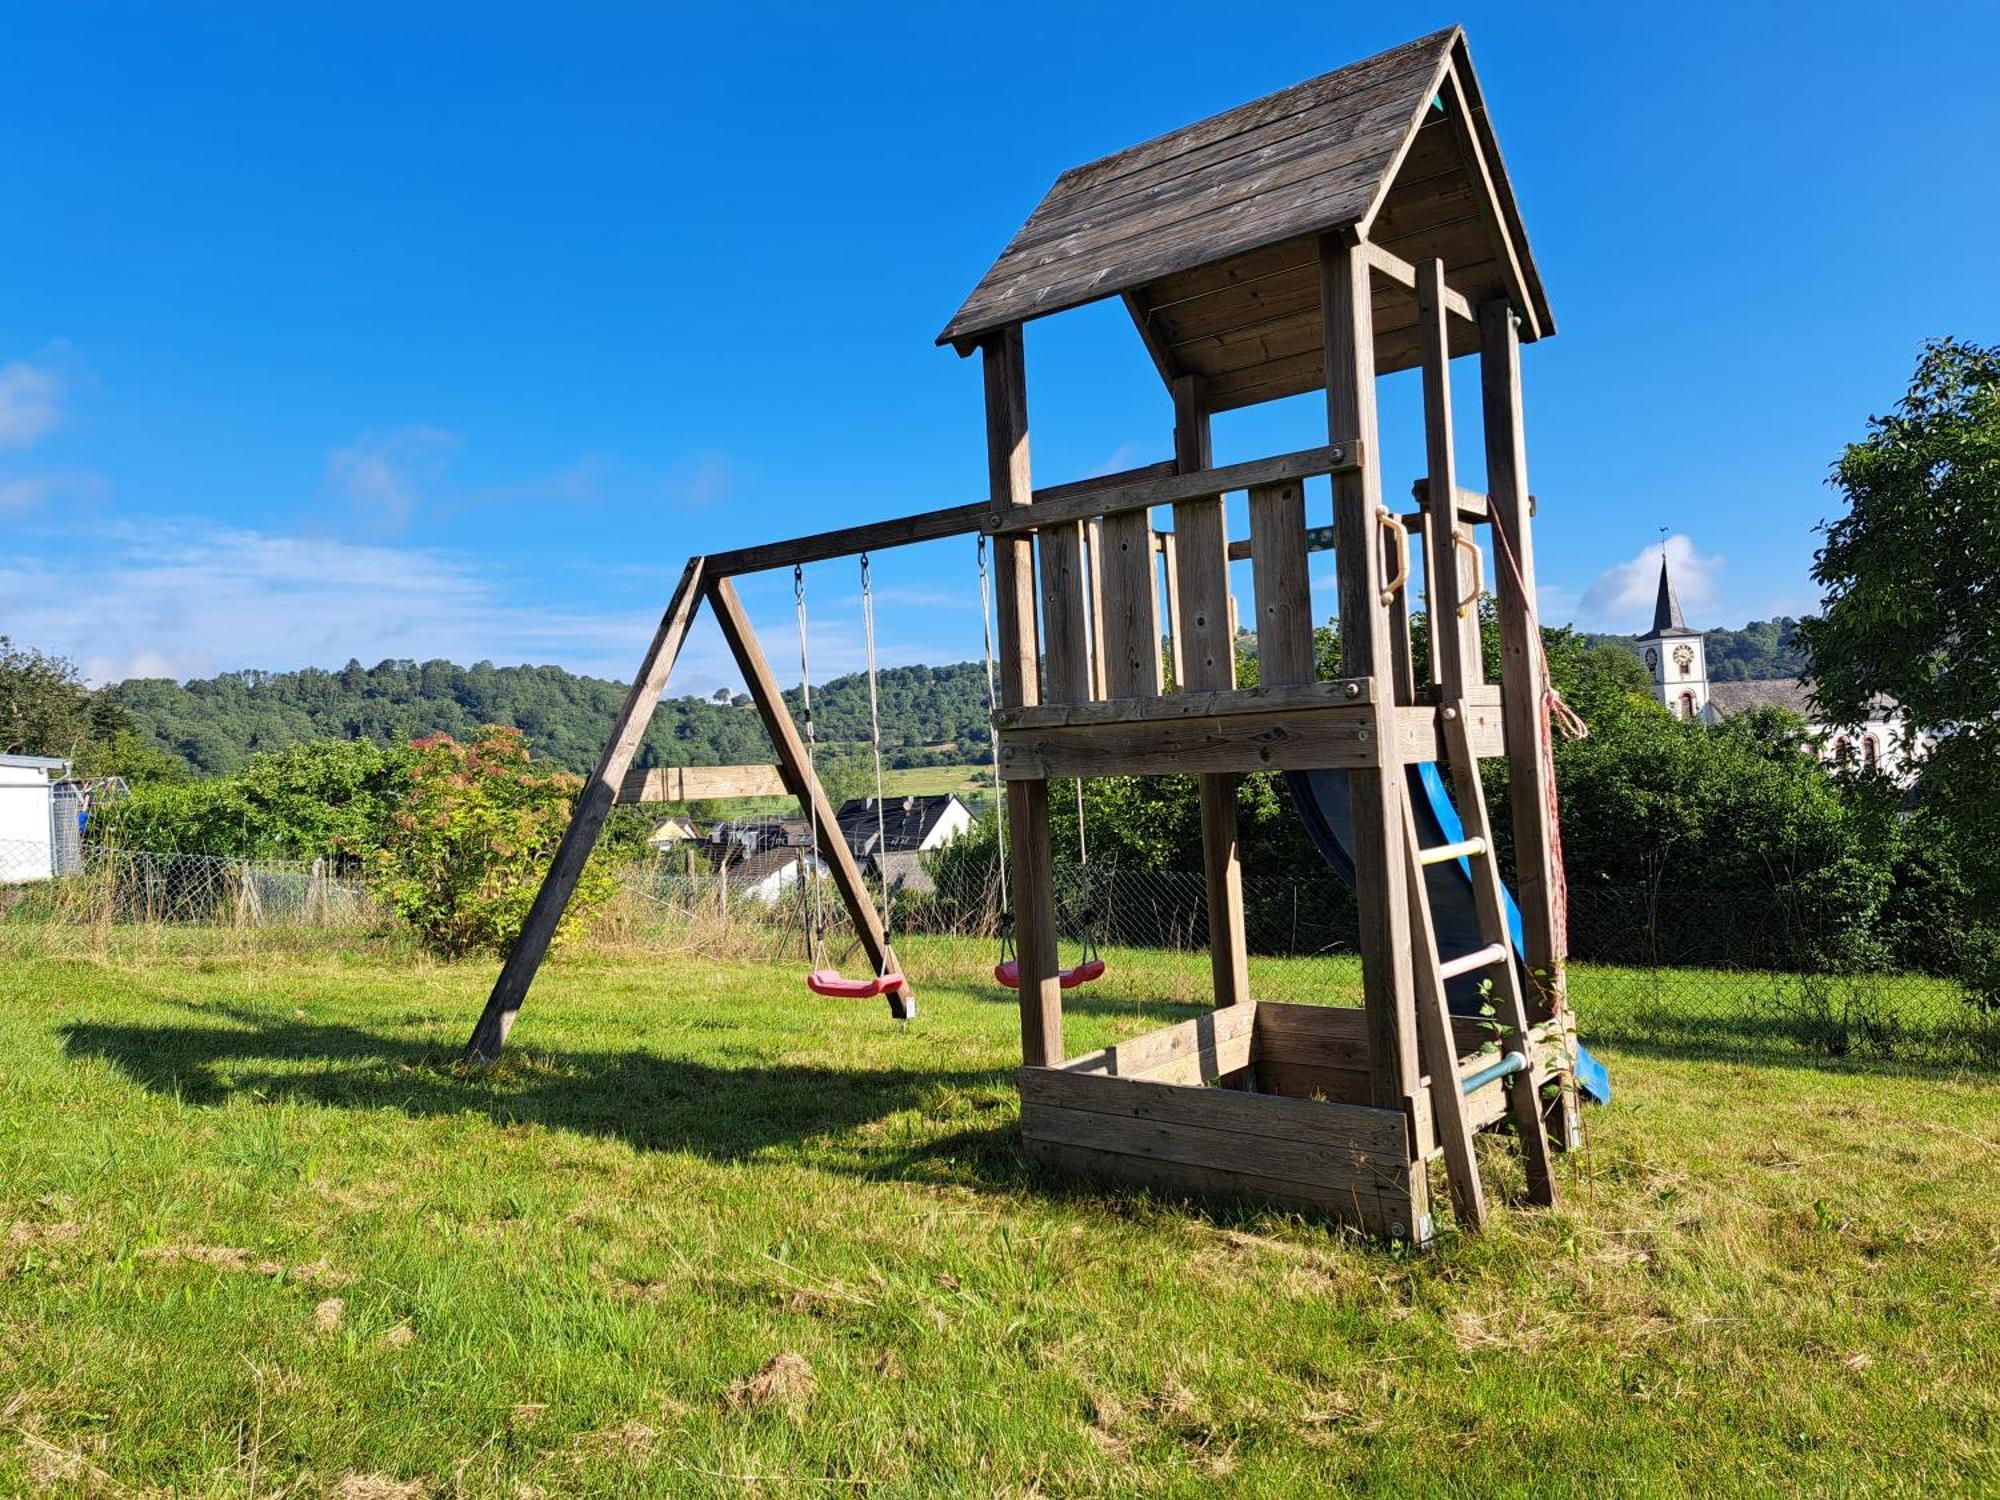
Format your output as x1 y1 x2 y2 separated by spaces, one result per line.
939 27 1553 408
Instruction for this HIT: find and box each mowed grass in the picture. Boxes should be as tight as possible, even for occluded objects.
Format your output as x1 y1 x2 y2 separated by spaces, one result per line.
0 939 1996 1496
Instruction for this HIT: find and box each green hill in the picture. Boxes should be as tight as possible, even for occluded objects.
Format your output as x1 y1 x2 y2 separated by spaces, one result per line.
106 658 995 779
104 616 1811 780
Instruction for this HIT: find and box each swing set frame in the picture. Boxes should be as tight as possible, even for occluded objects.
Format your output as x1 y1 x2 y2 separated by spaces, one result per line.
465 26 1582 1244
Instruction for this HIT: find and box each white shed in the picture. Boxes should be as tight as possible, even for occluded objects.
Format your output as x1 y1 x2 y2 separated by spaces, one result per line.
0 754 70 884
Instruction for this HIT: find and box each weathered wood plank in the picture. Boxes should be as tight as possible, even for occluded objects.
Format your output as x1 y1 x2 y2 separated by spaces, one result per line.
1255 1059 1373 1105
1057 1000 1259 1080
708 578 912 1020
1248 478 1315 688
1020 1066 1409 1164
983 327 1063 1065
985 443 1359 537
1024 1137 1405 1240
1096 510 1163 699
702 462 1175 578
1037 520 1093 703
1394 699 1505 763
465 555 708 1062
994 677 1371 732
615 764 787 804
999 705 1380 780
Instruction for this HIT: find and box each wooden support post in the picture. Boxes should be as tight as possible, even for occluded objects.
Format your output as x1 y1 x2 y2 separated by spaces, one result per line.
464 555 707 1062
1168 375 1249 1008
708 577 914 1019
1481 299 1578 1145
1322 234 1422 1124
984 327 1063 1066
1418 258 1481 696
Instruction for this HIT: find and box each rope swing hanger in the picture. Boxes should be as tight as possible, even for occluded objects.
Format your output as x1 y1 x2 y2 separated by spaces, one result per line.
795 559 906 1003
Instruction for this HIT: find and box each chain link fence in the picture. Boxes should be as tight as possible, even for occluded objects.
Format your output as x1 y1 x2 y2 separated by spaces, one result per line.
0 840 380 960
6 839 1995 1066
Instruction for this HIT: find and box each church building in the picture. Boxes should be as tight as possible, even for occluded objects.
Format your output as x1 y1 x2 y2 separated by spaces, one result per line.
1632 554 1924 783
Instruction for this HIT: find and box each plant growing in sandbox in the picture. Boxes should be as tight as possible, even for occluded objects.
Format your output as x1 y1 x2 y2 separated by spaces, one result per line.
370 725 614 958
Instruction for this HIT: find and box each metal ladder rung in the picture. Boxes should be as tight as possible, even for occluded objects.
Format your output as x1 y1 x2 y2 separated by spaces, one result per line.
1459 1050 1529 1094
1437 942 1509 982
1418 836 1487 867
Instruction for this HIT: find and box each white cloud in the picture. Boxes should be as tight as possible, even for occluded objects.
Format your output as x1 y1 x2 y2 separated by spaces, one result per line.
1576 534 1723 631
0 361 63 450
0 518 955 696
323 426 458 532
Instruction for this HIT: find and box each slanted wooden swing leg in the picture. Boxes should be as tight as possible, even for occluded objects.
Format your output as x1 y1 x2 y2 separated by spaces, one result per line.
709 577 915 1021
464 555 708 1063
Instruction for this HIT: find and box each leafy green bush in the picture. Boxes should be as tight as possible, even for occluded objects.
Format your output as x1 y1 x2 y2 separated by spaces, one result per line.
91 739 406 863
369 726 612 959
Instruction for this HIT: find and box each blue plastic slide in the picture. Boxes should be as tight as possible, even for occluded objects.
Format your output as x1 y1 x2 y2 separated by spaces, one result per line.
1286 765 1610 1105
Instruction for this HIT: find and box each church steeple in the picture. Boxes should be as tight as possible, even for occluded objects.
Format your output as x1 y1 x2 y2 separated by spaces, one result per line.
1651 555 1689 635
1636 541 1709 720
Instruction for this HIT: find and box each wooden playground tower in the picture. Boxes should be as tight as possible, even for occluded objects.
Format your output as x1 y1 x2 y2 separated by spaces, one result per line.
466 27 1580 1243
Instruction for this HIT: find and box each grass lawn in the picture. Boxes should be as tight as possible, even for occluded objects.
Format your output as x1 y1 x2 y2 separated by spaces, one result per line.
1 938 1996 1496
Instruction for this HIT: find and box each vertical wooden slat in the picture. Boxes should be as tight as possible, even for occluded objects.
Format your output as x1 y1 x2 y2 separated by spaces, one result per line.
1038 520 1091 704
1098 512 1163 698
1087 519 1109 700
1157 531 1184 690
1418 258 1481 696
983 327 1063 1067
1481 298 1578 1145
1248 479 1313 689
465 555 707 1062
1322 232 1421 1121
1169 376 1249 1009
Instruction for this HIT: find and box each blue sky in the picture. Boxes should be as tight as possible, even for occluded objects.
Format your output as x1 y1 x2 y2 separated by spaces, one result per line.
3 2 1996 692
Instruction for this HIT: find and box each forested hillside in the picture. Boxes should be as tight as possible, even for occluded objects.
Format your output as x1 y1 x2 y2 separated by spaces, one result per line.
1582 618 1808 683
104 617 1810 778
107 659 994 777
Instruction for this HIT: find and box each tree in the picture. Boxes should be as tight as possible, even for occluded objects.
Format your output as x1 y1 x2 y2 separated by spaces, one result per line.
0 637 95 760
1799 337 2000 897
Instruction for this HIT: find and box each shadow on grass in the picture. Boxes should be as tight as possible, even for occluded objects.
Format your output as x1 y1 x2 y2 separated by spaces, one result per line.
60 1000 1033 1181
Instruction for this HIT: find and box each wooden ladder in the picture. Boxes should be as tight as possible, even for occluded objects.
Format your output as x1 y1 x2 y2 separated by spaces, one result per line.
1402 698 1559 1230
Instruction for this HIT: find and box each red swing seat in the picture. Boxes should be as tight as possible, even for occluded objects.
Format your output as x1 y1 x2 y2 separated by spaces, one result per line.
992 957 1107 991
806 968 905 1000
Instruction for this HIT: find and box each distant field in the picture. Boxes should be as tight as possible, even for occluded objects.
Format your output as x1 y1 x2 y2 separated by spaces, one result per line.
880 762 989 799
1 932 1995 1495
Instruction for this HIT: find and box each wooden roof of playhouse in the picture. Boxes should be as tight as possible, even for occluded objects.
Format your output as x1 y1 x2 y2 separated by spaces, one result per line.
939 26 1553 410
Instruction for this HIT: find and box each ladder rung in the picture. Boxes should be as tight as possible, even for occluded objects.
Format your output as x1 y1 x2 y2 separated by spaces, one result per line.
1460 1050 1529 1095
1437 943 1509 982
1418 836 1487 867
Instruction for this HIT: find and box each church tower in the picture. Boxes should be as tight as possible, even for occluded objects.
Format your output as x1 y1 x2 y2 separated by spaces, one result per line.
1636 553 1708 720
